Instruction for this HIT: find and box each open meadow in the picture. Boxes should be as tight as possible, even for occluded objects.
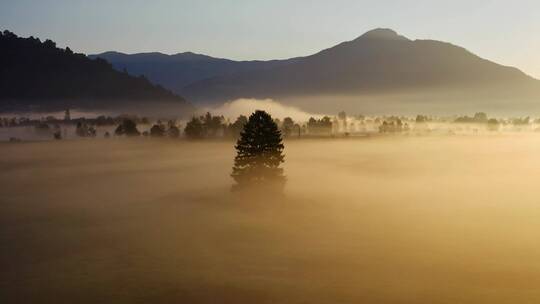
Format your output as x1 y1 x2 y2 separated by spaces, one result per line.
2 135 540 303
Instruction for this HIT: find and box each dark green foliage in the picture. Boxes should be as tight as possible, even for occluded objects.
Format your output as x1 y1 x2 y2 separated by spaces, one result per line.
487 118 500 131
76 121 97 137
281 117 295 137
231 111 285 190
150 124 165 137
202 112 225 137
166 120 181 138
0 30 188 112
474 112 488 123
379 118 408 133
228 115 248 138
455 112 489 123
415 115 429 123
307 116 332 135
94 115 115 126
168 125 180 138
115 119 140 137
184 113 226 139
184 117 205 139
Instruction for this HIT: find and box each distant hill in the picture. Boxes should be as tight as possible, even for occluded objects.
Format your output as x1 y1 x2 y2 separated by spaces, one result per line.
0 30 193 114
89 51 299 94
181 29 540 114
26 28 540 115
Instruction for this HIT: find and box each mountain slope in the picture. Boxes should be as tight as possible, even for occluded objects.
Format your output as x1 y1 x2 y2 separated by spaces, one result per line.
0 30 193 114
89 51 299 94
182 29 540 113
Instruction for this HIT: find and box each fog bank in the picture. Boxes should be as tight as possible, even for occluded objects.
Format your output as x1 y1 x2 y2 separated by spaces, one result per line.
204 98 324 121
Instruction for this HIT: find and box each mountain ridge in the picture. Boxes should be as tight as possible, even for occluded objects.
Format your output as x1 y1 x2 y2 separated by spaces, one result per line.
94 28 539 113
90 51 300 94
11 28 540 114
178 29 540 113
0 30 194 115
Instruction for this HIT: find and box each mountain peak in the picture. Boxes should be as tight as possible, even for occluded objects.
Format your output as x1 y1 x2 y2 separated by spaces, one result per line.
356 28 409 41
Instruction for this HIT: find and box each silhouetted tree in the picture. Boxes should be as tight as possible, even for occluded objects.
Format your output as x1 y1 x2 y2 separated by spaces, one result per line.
307 116 332 135
95 115 115 126
473 112 488 123
76 122 87 137
75 123 95 137
231 110 285 191
379 118 404 133
168 125 180 138
294 123 302 137
202 112 225 137
281 117 295 137
150 124 165 137
415 115 429 123
455 112 489 123
115 119 140 136
184 117 204 139
228 115 248 138
487 118 500 131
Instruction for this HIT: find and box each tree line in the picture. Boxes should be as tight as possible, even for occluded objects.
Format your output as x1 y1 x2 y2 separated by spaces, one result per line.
4 110 540 141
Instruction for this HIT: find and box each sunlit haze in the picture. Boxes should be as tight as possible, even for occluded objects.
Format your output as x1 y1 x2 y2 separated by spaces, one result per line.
3 1 540 303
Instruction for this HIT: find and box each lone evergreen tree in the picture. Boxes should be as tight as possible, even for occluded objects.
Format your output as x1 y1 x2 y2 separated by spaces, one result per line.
231 110 285 191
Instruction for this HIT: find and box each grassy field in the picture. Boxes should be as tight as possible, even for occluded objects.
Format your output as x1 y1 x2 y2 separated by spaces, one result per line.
2 135 540 303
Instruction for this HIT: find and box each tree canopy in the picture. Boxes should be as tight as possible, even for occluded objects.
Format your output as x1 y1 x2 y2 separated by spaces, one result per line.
115 119 140 137
307 116 332 135
228 115 248 138
150 123 166 137
184 117 205 139
231 110 285 191
0 30 189 112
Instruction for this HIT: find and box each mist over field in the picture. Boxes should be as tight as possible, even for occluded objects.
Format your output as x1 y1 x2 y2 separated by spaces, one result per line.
3 2 540 302
3 136 540 303
206 98 322 121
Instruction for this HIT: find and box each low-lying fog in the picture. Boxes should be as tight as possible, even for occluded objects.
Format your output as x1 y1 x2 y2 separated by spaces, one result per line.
2 135 540 303
206 98 324 121
3 98 540 142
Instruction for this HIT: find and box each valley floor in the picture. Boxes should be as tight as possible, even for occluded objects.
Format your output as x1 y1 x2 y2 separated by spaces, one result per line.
2 136 540 303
